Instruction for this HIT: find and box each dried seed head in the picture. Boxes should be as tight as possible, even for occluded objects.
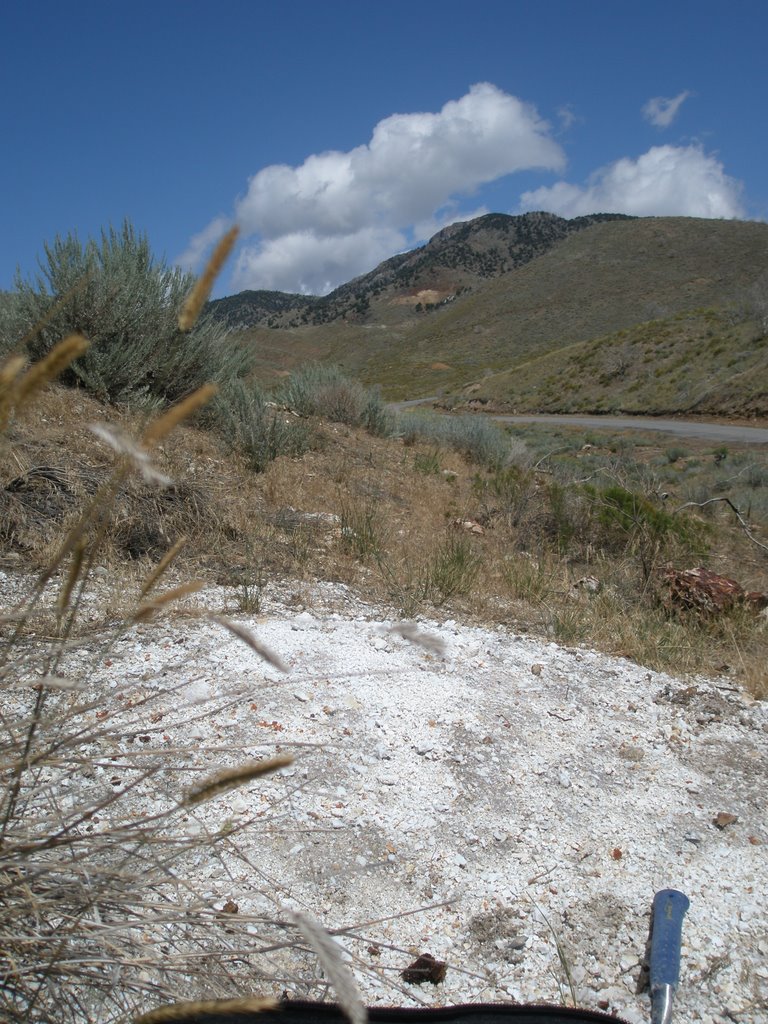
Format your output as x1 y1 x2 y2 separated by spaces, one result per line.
133 580 204 622
178 224 239 331
56 538 87 619
210 615 288 672
0 354 26 393
183 755 294 806
142 383 218 447
134 997 278 1024
14 334 89 409
388 622 446 656
89 423 173 486
0 354 27 431
291 911 368 1024
139 536 188 599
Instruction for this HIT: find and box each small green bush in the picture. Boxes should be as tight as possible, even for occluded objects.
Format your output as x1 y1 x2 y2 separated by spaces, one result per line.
446 414 512 469
414 449 442 475
743 462 768 489
398 410 513 469
399 410 438 447
423 532 481 605
213 380 312 473
361 385 395 437
339 499 385 562
546 480 580 554
279 364 394 436
472 464 534 528
588 484 706 579
665 446 689 463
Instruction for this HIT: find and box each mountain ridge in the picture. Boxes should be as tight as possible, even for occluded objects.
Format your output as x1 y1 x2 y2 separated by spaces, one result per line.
208 211 635 328
212 213 768 416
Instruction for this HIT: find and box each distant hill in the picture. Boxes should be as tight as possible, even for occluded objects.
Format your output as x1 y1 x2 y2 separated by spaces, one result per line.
215 214 768 416
207 211 634 329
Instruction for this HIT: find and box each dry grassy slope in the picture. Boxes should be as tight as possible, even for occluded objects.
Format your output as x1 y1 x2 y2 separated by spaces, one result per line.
3 383 768 695
461 308 768 417
234 217 768 404
362 217 768 396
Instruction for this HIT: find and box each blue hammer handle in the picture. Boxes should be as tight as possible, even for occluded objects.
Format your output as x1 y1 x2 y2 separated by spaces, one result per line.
650 889 690 1024
650 889 689 985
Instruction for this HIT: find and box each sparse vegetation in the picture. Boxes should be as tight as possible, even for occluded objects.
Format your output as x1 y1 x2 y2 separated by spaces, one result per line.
278 363 391 434
399 409 519 469
217 215 768 408
422 532 482 605
2 217 768 1022
212 378 313 473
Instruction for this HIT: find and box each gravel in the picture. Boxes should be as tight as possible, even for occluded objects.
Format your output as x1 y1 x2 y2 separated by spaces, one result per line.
6 574 768 1023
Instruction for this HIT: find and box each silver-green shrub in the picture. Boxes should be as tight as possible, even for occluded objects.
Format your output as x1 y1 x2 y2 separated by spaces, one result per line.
279 364 392 434
3 221 253 405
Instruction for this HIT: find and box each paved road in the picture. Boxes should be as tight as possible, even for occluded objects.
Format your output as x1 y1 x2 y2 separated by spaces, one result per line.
492 414 768 444
390 399 768 444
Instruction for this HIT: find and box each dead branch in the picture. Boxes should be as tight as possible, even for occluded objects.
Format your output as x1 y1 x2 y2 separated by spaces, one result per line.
673 496 768 555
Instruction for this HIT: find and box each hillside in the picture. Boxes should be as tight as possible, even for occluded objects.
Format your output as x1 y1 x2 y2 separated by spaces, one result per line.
222 216 768 411
208 211 633 328
457 308 768 417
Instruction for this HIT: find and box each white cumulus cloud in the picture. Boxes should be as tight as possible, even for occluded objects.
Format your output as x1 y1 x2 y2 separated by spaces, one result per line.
642 90 692 128
232 226 407 296
176 215 231 272
187 83 565 294
520 145 745 219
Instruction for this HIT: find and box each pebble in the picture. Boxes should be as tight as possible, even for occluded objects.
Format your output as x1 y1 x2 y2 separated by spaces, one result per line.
619 743 645 761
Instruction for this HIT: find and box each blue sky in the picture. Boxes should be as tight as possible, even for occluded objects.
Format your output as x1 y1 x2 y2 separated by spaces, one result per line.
2 0 766 298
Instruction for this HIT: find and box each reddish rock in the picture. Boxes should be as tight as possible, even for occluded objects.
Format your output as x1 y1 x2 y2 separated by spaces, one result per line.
401 952 447 985
712 812 738 830
661 566 768 618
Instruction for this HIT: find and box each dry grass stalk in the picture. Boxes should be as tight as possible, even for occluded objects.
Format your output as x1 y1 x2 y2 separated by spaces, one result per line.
388 622 446 656
13 334 89 411
55 538 87 620
0 354 27 432
142 383 219 447
291 911 368 1024
178 225 239 332
133 580 205 622
23 468 128 611
210 615 288 672
140 536 189 598
134 996 278 1024
183 755 294 807
29 675 87 691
